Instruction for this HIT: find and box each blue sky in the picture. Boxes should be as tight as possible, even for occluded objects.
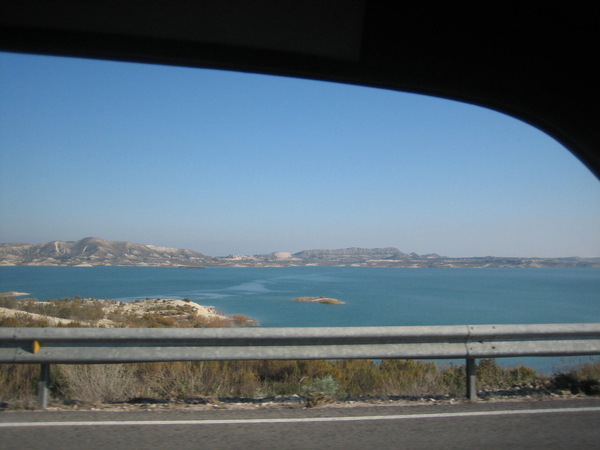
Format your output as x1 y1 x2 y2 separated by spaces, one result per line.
1 51 599 257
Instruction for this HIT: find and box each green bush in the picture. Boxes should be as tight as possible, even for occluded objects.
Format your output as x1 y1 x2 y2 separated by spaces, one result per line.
441 363 466 395
302 375 340 397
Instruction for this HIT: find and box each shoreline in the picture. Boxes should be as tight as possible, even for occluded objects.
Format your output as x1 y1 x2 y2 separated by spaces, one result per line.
2 264 600 269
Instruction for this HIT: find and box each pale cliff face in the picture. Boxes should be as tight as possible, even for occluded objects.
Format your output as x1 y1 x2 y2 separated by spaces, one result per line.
272 252 293 259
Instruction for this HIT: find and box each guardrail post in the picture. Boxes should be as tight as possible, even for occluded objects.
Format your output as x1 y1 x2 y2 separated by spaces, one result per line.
38 363 50 409
466 358 476 401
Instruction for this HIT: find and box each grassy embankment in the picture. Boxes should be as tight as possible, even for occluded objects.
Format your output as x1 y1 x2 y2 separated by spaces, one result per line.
1 296 599 408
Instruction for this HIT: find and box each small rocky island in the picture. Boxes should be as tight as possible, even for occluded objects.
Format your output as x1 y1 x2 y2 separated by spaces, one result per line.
293 296 345 305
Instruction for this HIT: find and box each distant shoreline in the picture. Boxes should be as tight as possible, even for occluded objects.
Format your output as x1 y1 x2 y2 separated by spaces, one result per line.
2 238 599 268
2 263 599 269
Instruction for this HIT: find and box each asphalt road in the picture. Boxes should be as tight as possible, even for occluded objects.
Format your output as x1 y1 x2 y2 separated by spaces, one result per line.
2 399 599 449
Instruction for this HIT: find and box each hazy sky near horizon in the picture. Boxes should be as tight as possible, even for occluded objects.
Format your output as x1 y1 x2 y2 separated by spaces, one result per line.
1 52 599 258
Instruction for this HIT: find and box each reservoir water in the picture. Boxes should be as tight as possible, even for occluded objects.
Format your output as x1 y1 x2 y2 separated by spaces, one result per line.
2 266 599 372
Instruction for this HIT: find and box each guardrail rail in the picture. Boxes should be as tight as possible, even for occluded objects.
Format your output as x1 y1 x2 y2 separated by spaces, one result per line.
2 323 599 408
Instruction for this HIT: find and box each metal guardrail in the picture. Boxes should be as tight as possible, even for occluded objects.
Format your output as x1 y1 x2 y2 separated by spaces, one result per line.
2 323 600 408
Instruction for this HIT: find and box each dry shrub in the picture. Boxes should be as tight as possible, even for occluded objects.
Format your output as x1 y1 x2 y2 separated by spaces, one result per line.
438 359 541 395
134 361 262 399
381 359 446 396
569 359 600 381
251 360 303 396
57 364 140 403
440 363 466 396
230 314 259 327
379 360 519 397
0 364 39 401
141 314 178 328
254 360 299 382
333 359 384 397
551 359 600 395
298 360 340 379
0 295 19 309
219 361 262 397
18 297 104 322
506 365 538 386
0 314 51 327
141 361 210 399
476 358 540 390
475 358 507 390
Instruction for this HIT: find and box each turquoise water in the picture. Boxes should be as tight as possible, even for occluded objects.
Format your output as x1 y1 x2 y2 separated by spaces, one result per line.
2 266 599 327
2 266 599 372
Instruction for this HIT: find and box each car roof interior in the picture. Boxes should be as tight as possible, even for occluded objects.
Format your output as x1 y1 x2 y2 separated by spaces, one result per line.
1 1 599 180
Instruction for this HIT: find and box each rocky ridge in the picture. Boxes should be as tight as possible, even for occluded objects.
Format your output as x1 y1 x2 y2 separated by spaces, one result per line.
1 238 599 268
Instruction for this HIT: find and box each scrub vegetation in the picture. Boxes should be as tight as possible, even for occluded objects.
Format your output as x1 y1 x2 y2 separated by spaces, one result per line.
3 356 599 409
0 296 257 328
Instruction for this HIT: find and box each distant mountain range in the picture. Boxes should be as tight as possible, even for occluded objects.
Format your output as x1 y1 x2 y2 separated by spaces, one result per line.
1 238 599 268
